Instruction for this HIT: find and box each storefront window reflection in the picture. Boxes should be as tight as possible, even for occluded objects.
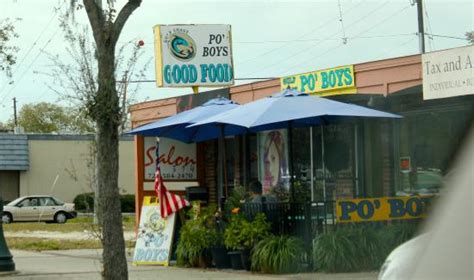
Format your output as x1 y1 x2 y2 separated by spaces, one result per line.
396 109 471 196
258 130 289 196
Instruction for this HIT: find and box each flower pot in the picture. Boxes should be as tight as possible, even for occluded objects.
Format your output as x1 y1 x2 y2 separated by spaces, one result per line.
228 251 244 270
240 248 251 271
211 247 231 269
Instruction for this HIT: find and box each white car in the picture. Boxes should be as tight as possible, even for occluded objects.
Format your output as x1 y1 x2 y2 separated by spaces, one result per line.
2 195 77 224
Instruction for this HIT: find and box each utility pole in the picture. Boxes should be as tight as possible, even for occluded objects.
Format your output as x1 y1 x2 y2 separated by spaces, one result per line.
12 98 17 126
416 0 425 53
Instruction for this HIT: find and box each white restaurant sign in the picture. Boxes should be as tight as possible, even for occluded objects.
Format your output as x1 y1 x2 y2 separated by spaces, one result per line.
154 24 234 87
422 45 474 100
144 137 197 181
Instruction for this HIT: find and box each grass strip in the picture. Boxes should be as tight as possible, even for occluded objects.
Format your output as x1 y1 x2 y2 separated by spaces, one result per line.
6 237 136 251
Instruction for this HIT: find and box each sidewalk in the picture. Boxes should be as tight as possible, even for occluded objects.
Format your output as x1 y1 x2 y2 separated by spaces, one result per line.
4 249 378 280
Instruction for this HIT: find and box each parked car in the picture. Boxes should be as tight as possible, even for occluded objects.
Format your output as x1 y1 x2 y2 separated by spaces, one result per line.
1 195 76 224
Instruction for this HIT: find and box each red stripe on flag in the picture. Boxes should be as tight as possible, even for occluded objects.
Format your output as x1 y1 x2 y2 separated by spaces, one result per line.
154 160 190 218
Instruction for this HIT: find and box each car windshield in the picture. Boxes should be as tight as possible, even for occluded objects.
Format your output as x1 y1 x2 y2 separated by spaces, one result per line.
6 197 24 206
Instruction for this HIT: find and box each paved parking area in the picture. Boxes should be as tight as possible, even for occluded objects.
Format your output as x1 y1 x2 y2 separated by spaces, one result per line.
3 249 378 280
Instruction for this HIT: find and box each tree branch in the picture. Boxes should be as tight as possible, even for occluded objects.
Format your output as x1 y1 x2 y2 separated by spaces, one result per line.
112 0 142 46
83 0 105 46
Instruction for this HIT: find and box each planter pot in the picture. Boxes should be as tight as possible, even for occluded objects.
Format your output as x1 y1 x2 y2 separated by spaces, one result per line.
211 247 231 269
228 251 244 270
240 249 251 271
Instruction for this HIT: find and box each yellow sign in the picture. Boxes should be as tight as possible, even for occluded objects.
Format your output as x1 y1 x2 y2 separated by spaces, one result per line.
280 65 356 96
336 196 432 223
133 196 176 266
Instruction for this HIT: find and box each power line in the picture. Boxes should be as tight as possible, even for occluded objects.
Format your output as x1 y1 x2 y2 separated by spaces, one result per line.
280 4 413 76
235 33 415 44
237 0 370 66
0 27 60 107
0 10 58 96
242 0 394 78
425 33 469 41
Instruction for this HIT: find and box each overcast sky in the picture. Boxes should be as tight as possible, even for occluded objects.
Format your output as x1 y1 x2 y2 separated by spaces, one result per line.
0 0 472 123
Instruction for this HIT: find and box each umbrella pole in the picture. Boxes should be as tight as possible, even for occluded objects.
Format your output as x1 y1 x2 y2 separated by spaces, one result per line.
310 127 314 201
289 122 295 202
217 133 224 210
321 126 326 201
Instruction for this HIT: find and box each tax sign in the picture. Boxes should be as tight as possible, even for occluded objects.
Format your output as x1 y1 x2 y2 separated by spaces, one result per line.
144 137 197 181
336 196 433 223
154 24 234 87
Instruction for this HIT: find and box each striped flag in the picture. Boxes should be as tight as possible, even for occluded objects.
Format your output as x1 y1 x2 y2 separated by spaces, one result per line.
154 139 190 218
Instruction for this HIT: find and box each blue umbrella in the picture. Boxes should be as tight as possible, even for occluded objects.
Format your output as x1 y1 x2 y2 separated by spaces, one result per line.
189 89 402 199
189 89 401 136
127 97 239 143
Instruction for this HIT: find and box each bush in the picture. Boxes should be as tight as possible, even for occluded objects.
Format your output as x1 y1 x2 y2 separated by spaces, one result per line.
313 227 358 272
176 204 217 267
224 213 271 251
73 193 136 213
251 235 305 274
313 223 419 273
73 192 94 212
120 194 135 213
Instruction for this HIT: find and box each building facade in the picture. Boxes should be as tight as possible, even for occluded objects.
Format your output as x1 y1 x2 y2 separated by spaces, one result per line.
130 47 473 220
0 134 135 203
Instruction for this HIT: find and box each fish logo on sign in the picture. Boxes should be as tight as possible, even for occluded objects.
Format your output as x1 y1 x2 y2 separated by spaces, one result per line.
167 31 196 61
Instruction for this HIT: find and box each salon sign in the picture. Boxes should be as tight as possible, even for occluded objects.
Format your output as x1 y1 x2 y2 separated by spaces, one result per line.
336 196 432 223
280 65 356 96
144 137 197 181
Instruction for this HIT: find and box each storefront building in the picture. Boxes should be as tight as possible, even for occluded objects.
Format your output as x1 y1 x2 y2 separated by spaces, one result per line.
130 46 473 222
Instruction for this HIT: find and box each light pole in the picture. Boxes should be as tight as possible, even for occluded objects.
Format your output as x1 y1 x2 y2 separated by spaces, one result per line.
0 197 15 272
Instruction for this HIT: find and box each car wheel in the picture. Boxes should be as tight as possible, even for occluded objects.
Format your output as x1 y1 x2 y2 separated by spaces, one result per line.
54 212 67 224
2 213 12 224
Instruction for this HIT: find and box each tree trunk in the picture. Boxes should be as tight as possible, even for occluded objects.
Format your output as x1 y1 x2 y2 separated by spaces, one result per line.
95 45 128 280
81 1 142 279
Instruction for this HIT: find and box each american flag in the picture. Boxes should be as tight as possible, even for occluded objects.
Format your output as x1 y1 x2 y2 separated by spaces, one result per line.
154 139 190 218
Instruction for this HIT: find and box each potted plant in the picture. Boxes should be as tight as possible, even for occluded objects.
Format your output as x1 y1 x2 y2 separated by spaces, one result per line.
210 209 231 269
176 204 217 268
224 211 271 270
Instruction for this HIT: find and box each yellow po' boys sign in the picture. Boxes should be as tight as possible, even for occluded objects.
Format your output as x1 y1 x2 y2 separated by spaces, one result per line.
280 65 356 96
336 196 433 223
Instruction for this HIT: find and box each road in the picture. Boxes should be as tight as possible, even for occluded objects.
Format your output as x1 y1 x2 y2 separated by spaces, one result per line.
2 249 378 280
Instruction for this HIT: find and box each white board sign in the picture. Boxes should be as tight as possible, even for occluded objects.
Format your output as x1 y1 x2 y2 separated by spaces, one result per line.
133 197 176 266
154 24 234 87
144 137 197 181
422 45 474 100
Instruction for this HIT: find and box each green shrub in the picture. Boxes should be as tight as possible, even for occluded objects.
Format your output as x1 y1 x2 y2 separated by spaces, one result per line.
352 226 387 270
73 193 136 213
73 192 94 212
381 222 418 249
223 185 247 215
313 227 358 272
224 213 271 251
251 235 304 274
313 223 419 273
120 194 135 213
176 204 218 267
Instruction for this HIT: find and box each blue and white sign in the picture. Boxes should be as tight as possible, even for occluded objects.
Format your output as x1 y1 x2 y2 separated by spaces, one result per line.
154 24 234 87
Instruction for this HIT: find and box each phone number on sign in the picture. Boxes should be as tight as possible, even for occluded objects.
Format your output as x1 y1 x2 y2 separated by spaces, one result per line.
147 172 196 180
